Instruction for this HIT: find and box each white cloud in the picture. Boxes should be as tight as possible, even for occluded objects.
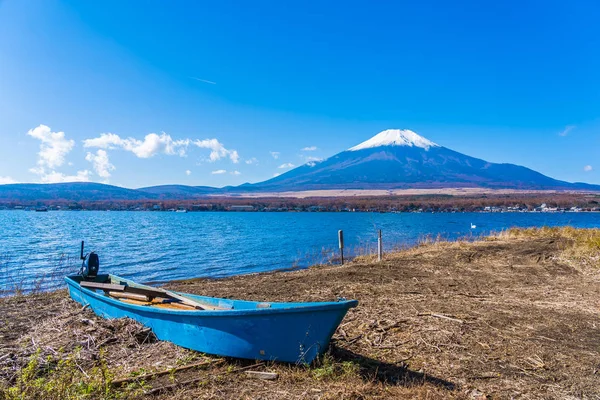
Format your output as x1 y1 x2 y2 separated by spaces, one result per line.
229 150 240 163
85 132 241 166
301 146 317 151
584 165 593 172
305 156 322 162
36 170 92 183
84 132 189 158
85 150 115 181
194 139 239 163
27 125 91 183
231 170 241 175
211 169 227 174
0 176 16 184
127 133 188 158
27 125 75 168
245 157 258 165
278 163 295 169
273 172 281 177
559 125 575 137
83 133 123 149
270 151 280 159
186 170 192 176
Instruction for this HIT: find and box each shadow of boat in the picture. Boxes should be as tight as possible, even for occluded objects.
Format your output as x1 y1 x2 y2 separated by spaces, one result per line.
329 343 456 390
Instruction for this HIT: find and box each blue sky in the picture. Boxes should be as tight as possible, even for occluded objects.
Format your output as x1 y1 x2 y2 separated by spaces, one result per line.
0 0 599 188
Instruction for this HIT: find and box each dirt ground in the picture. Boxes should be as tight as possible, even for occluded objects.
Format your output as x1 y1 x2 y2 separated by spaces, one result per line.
1 229 599 399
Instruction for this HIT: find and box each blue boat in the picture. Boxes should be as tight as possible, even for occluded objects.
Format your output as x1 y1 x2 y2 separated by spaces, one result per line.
65 273 358 363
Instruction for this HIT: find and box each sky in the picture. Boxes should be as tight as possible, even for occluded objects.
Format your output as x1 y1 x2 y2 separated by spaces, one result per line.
0 0 599 188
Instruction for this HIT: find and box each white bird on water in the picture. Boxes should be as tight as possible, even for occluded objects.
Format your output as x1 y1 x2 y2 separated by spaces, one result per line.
470 223 477 229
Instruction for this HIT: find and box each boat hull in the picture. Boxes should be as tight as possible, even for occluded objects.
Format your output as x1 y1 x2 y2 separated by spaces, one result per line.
65 275 357 363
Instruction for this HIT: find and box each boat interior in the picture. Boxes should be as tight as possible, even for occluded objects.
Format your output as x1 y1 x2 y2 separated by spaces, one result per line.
70 274 231 311
68 273 344 312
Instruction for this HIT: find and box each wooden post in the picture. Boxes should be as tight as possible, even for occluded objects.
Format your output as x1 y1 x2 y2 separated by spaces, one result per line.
377 229 383 262
338 230 344 265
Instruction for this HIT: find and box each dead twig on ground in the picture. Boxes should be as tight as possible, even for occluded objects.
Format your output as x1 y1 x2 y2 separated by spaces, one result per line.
144 362 265 396
417 312 465 324
112 358 224 387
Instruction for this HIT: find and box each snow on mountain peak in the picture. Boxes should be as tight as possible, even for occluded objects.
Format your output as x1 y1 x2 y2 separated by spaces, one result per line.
349 129 439 151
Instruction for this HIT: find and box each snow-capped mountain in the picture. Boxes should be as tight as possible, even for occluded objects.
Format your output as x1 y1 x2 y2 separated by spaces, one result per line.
348 129 439 151
248 129 598 192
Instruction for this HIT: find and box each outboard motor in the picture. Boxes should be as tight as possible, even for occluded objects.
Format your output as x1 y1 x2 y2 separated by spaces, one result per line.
79 241 99 279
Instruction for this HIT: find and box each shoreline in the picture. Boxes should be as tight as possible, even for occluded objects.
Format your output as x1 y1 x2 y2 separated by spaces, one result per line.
1 221 597 298
3 209 600 213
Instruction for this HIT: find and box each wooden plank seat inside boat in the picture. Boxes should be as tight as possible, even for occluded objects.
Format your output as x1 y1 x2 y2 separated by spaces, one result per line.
79 280 226 311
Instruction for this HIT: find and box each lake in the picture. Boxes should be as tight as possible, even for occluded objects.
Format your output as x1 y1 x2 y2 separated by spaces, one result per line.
0 210 599 293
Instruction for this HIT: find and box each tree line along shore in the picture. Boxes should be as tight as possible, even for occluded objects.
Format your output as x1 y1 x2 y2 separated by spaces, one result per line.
1 192 600 213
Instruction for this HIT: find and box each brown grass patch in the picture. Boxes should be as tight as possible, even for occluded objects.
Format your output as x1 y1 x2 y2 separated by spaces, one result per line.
497 226 600 270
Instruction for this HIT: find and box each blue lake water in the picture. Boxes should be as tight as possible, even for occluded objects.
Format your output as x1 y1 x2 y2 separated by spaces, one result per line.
0 210 599 293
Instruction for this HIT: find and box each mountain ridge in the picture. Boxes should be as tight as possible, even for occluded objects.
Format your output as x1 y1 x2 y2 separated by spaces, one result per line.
0 129 598 201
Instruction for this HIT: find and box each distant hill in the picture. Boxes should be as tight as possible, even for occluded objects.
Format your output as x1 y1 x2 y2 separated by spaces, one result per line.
0 182 150 202
1 129 598 202
138 185 220 198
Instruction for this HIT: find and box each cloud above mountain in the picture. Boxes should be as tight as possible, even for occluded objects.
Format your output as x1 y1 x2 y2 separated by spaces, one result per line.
23 125 246 184
27 125 75 169
83 132 190 158
27 125 91 183
193 139 239 163
38 170 92 183
85 150 115 181
83 132 240 166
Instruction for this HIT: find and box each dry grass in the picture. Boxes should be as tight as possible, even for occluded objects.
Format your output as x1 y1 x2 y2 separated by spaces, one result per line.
497 226 600 270
1 227 600 399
